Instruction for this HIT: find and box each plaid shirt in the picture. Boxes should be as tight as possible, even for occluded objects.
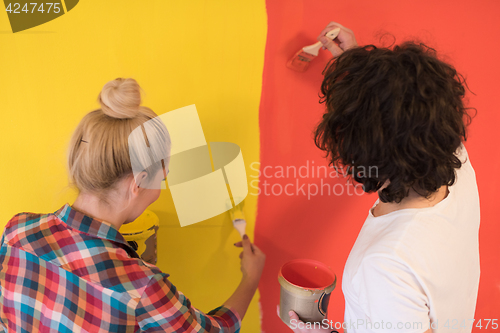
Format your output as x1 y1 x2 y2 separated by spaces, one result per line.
0 203 241 332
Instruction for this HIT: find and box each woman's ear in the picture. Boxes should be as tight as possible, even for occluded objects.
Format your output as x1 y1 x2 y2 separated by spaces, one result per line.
130 171 148 196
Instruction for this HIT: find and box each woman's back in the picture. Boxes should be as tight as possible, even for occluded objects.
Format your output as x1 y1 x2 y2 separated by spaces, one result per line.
0 203 240 332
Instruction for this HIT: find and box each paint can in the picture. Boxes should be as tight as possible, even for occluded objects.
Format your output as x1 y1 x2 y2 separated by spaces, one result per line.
278 259 336 326
119 209 160 265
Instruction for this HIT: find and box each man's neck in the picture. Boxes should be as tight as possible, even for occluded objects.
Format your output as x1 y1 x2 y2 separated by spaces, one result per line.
372 185 450 217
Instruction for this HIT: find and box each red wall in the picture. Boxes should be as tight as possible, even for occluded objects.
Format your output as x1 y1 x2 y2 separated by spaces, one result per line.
255 0 500 332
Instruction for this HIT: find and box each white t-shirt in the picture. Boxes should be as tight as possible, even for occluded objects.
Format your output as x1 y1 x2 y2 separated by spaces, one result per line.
342 144 480 333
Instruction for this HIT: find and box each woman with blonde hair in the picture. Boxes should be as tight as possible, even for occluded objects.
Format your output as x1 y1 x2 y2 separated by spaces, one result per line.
0 78 265 332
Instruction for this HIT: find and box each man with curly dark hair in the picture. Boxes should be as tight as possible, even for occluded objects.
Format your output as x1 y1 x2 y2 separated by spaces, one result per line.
285 22 480 333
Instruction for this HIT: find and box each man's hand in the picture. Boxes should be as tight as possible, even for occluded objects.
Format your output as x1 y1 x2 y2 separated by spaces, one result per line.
317 21 358 58
277 305 336 333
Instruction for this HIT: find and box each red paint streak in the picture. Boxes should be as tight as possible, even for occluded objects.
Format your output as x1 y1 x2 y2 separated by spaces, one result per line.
256 1 500 332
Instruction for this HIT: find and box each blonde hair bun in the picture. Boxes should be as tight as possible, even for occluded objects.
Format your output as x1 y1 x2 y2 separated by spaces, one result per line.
98 78 142 119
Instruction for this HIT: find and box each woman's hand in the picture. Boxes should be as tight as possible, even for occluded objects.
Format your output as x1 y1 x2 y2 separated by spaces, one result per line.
317 21 358 58
223 235 265 319
234 234 266 285
277 305 336 333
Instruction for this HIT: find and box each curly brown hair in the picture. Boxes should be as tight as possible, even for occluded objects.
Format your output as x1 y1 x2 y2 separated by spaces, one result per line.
314 41 476 203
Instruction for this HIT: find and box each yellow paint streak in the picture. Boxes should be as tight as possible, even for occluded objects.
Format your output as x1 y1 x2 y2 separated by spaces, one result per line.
60 0 68 13
0 0 266 331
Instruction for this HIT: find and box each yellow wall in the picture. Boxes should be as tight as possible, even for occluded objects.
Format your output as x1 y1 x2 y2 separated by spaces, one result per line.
0 1 266 331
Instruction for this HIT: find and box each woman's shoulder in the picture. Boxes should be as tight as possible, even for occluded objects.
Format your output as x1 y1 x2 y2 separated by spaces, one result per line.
4 210 53 236
8 210 40 222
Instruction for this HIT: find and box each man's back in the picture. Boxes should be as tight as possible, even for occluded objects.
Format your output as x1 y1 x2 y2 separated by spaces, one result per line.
343 144 480 333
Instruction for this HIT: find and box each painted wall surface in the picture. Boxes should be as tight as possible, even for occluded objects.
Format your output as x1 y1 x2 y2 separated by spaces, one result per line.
0 1 266 332
256 0 500 332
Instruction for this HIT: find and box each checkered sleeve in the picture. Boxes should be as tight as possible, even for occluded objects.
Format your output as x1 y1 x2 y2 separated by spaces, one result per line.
135 272 241 333
0 230 8 332
0 229 5 246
